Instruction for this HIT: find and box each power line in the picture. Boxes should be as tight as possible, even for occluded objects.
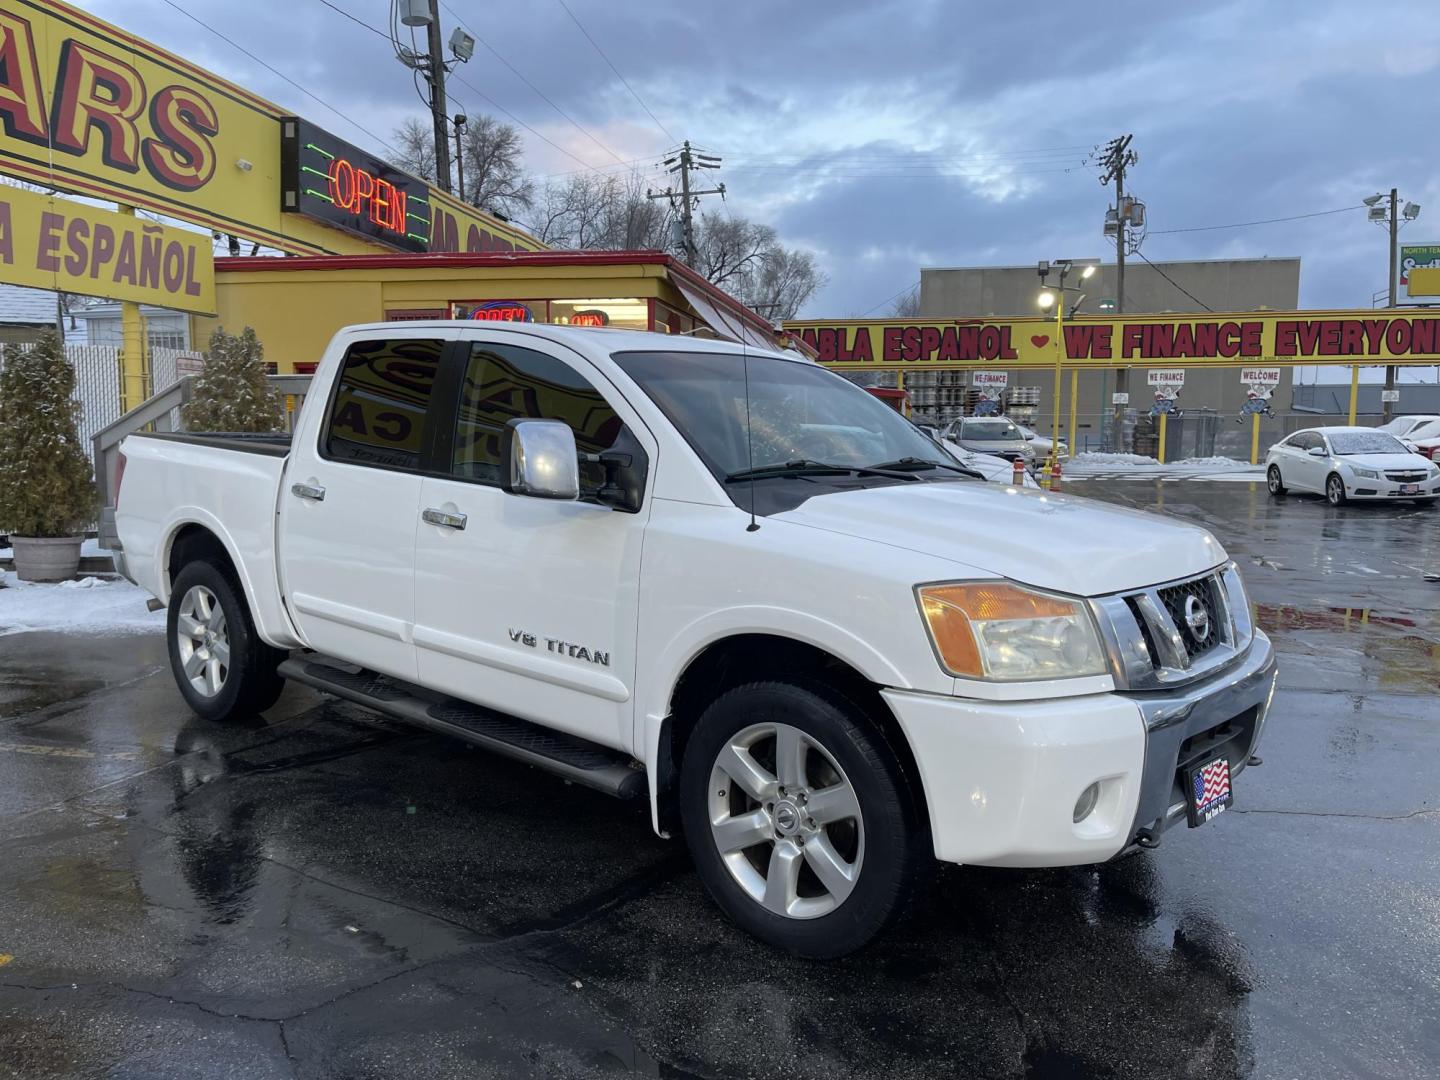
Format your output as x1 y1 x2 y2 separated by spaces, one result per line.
160 0 400 158
1135 250 1213 312
859 282 920 317
439 1 634 167
1150 204 1365 235
313 0 388 40
554 0 676 144
446 71 606 175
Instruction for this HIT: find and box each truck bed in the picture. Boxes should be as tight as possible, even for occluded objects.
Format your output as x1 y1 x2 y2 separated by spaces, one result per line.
116 428 299 648
133 431 294 456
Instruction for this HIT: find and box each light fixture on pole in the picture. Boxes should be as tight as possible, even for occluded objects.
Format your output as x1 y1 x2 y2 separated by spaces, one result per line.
1364 189 1421 420
1035 258 1100 487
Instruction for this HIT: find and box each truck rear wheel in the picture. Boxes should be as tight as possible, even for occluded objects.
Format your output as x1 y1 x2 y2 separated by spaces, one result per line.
679 680 924 958
167 561 286 722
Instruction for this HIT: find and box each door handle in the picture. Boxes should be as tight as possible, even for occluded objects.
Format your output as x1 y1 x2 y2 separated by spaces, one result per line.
422 508 467 530
291 482 326 502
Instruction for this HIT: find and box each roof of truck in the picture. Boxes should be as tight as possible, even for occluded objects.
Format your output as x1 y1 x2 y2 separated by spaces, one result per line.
336 320 802 361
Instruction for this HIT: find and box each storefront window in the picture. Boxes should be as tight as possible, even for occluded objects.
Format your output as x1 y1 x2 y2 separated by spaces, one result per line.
450 300 548 323
549 298 648 331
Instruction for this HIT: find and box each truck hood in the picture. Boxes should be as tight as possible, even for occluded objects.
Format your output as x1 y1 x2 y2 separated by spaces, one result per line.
772 481 1227 596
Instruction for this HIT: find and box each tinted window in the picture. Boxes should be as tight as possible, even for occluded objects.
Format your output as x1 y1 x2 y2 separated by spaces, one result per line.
451 342 622 495
324 338 443 471
1287 432 1315 451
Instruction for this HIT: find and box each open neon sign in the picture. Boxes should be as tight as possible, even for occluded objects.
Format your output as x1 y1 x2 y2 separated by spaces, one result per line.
470 301 534 322
326 158 407 235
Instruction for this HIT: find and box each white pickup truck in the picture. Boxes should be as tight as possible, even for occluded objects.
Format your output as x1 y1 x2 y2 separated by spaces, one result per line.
115 322 1276 957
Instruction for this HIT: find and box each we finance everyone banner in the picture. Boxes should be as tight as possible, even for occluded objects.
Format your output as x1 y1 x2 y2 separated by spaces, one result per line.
0 1 542 257
783 312 1440 369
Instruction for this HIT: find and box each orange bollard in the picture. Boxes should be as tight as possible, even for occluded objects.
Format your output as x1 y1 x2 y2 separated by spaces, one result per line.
1050 458 1063 489
1012 457 1025 486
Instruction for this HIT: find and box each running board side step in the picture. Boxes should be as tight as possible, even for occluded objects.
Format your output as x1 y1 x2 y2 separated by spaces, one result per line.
277 658 646 800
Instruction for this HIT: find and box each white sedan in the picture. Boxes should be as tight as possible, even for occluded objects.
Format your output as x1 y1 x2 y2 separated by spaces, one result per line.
1265 426 1440 505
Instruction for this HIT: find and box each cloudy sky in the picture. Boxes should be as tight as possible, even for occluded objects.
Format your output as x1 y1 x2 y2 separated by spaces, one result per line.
94 0 1439 318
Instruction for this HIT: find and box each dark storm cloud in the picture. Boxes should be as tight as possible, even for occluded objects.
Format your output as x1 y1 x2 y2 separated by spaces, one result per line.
92 0 1440 316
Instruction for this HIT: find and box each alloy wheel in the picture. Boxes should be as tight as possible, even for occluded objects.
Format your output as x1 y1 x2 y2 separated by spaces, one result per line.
175 585 230 698
707 721 864 919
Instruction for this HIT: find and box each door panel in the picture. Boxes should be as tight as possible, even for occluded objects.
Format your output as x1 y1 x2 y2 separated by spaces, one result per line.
412 339 653 751
279 334 453 679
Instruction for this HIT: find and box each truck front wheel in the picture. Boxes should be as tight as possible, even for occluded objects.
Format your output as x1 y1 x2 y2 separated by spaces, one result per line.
679 680 924 958
167 561 286 722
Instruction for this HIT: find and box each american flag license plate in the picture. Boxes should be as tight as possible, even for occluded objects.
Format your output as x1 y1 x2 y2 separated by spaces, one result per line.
1184 756 1232 827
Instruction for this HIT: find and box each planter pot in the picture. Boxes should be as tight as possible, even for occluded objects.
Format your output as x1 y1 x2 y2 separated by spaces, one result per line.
11 535 84 583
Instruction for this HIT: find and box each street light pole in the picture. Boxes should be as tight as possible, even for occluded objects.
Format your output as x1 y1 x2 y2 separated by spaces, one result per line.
1384 187 1399 421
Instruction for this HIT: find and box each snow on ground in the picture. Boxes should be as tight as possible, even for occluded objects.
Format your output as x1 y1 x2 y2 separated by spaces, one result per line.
0 572 164 637
1068 452 1259 471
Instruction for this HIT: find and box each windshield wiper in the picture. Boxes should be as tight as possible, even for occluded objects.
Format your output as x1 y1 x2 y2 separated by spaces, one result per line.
724 459 921 483
868 456 985 479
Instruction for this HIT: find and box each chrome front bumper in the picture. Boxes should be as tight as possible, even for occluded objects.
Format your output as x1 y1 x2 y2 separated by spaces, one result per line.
1120 629 1277 851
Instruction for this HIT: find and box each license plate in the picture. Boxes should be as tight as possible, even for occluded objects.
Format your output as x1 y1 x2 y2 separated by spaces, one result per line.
1400 484 1420 495
1184 756 1232 827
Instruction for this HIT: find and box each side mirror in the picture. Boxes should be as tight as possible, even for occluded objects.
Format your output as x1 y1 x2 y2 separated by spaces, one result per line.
1307 446 1327 457
501 419 579 499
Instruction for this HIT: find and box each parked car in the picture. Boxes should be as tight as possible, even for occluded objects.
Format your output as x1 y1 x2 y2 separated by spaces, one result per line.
910 419 1040 488
1375 414 1440 440
1265 426 1440 505
1016 423 1068 459
115 323 1276 957
1400 419 1440 460
942 415 1036 466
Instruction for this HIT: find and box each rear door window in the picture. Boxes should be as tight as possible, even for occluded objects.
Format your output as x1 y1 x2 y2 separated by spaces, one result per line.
323 338 445 471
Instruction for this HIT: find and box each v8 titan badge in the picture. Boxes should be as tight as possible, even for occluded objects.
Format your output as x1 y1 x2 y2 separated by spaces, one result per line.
1186 756 1232 827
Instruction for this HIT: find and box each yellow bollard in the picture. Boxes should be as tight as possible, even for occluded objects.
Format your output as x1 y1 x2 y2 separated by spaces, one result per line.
1067 368 1077 461
1158 410 1168 464
1348 366 1359 425
1250 412 1261 465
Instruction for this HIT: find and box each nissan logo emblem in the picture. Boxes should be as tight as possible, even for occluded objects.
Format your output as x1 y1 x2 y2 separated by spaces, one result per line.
1184 595 1211 641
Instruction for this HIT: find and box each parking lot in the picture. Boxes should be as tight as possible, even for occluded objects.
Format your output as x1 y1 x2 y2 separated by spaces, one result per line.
2 478 1437 1079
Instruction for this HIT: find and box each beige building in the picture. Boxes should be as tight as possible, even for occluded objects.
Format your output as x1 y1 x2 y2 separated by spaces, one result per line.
915 257 1302 454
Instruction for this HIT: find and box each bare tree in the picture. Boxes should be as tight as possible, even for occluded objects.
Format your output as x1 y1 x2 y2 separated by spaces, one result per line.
527 171 672 251
390 117 436 184
459 115 534 218
890 285 921 317
693 213 825 319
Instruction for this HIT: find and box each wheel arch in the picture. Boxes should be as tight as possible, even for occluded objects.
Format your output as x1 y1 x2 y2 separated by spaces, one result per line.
159 514 301 648
648 632 930 842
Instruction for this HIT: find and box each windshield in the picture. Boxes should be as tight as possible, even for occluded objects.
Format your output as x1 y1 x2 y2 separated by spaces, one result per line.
960 419 1022 441
612 350 956 477
1328 432 1410 455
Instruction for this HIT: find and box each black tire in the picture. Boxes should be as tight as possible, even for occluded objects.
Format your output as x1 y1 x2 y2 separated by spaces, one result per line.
679 679 926 958
1326 473 1347 506
1266 465 1286 496
167 560 286 722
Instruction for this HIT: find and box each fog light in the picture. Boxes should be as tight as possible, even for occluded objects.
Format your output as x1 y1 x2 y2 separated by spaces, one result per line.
1073 782 1100 823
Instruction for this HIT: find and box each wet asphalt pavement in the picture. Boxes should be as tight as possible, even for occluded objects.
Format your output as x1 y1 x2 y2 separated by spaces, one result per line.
1 479 1437 1079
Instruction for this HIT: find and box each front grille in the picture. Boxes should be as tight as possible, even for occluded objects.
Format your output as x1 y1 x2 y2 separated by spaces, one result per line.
1157 574 1224 659
1385 471 1426 483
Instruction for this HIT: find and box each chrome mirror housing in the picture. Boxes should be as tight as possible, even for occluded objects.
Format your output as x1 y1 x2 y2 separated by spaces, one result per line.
502 419 579 500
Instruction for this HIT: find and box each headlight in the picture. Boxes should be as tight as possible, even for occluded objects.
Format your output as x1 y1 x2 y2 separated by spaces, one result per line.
917 581 1107 681
1351 466 1380 480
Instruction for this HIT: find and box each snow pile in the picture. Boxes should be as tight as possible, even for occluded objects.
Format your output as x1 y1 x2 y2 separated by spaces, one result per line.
1069 452 1260 471
1070 452 1159 466
0 572 164 637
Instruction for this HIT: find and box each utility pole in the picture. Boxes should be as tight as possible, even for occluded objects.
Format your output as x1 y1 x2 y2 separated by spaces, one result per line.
647 142 724 268
1384 187 1399 421
1098 134 1136 450
424 0 452 193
